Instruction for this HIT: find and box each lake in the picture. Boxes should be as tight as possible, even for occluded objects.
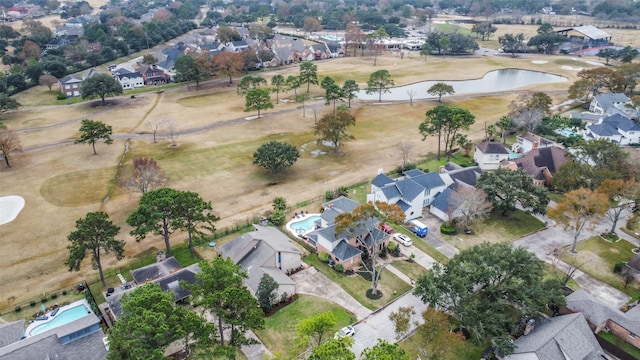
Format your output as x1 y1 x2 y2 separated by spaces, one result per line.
356 69 567 101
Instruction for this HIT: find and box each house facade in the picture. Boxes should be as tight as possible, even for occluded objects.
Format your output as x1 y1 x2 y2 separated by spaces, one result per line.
58 75 83 98
137 65 169 85
584 114 640 145
114 70 144 90
473 141 510 170
511 132 555 154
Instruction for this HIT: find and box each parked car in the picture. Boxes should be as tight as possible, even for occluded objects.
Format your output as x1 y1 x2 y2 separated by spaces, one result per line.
379 223 394 234
334 325 355 339
393 233 413 247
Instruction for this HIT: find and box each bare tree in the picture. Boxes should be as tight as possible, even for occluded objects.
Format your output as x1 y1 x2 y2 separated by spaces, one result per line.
448 186 492 232
146 118 162 143
164 119 180 146
39 74 58 91
550 246 588 286
120 157 169 194
513 108 544 132
0 128 23 167
406 89 416 105
397 141 415 172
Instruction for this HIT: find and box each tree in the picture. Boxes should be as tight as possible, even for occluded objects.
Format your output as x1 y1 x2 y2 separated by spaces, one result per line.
66 211 124 286
75 119 113 155
257 273 279 313
597 48 619 65
527 32 566 54
345 23 365 57
427 82 454 102
141 53 157 64
439 36 450 57
508 92 551 130
120 157 169 194
270 196 287 227
448 187 492 232
477 168 550 216
80 73 123 105
253 140 300 176
303 17 322 33
245 88 273 117
471 22 497 41
369 27 388 66
597 179 640 235
127 187 184 257
107 283 217 360
296 311 337 348
419 104 475 161
496 116 514 144
174 55 199 87
299 62 318 93
314 109 356 154
568 138 631 185
361 339 409 360
0 128 22 168
414 243 565 356
173 190 219 259
366 70 394 103
335 201 405 296
271 74 285 104
549 188 608 253
217 25 241 43
0 93 20 115
573 67 619 98
618 46 639 63
39 74 58 91
308 338 354 360
419 42 432 61
185 257 264 350
286 75 301 98
498 33 525 57
342 80 359 108
213 52 243 84
237 75 267 95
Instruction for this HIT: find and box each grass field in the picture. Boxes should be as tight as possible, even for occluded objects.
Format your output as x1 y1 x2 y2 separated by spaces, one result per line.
0 39 605 311
254 294 354 358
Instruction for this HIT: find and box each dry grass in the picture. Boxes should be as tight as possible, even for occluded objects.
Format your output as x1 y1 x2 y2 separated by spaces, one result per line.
0 50 588 311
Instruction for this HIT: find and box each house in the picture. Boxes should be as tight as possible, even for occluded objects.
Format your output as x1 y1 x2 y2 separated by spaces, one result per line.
325 41 345 58
137 64 169 85
511 132 555 154
563 289 640 350
113 69 144 90
500 147 569 186
624 253 640 283
0 300 107 360
429 187 455 222
556 25 612 47
105 256 201 320
45 35 78 50
589 93 633 118
504 313 605 360
54 24 84 38
58 74 83 97
584 114 640 145
224 40 249 52
474 141 510 170
218 225 303 303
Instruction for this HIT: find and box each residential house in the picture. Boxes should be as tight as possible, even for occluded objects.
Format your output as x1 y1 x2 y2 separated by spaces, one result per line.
511 132 555 154
589 93 635 118
325 42 345 58
563 289 640 350
54 24 84 38
312 43 331 60
105 256 201 320
473 140 510 170
270 35 310 64
218 225 303 302
367 168 447 220
624 253 640 282
0 300 107 360
500 147 569 186
46 35 78 50
584 114 640 145
6 6 28 19
113 69 144 90
58 74 83 97
224 40 249 52
137 64 169 85
504 313 605 360
429 187 455 222
65 15 96 28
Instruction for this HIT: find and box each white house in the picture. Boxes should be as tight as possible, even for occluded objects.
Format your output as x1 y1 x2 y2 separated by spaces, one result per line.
588 93 634 118
584 114 640 145
511 132 555 154
113 69 144 90
473 141 510 170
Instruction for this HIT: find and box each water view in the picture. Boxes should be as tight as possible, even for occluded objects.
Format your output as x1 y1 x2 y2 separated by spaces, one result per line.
356 69 567 101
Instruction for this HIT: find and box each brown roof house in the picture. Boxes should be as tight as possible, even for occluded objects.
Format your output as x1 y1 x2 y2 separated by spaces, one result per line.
511 132 556 154
218 225 303 304
137 64 170 85
473 140 510 171
500 147 569 186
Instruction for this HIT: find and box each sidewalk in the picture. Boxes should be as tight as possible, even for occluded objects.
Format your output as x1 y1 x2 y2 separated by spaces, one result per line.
385 264 412 284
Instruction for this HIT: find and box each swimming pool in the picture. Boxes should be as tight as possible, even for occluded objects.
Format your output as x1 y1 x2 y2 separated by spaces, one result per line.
28 301 90 337
287 214 321 236
557 128 580 137
508 151 521 159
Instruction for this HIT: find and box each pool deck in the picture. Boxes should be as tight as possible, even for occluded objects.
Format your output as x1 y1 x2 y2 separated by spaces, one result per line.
285 213 321 238
24 299 90 337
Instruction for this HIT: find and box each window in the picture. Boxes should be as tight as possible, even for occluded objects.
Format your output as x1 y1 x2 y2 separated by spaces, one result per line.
630 332 637 339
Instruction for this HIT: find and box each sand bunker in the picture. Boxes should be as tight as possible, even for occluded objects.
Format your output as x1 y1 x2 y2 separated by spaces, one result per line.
531 60 549 64
585 61 604 67
561 65 583 71
0 195 25 225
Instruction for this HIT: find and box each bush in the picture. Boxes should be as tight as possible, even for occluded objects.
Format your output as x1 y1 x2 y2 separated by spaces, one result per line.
380 246 388 259
40 297 47 303
318 252 330 263
29 301 36 307
388 241 401 256
335 263 344 273
440 222 457 235
56 92 66 100
51 293 58 300
324 190 334 202
15 306 21 313
62 290 68 296
408 253 415 263
395 163 417 175
614 262 626 274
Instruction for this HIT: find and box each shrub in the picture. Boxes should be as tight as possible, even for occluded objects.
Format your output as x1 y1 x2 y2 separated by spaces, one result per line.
15 306 21 313
29 301 36 307
62 290 68 296
440 222 457 235
335 263 344 273
318 252 330 263
408 253 416 263
51 293 58 300
56 92 66 100
40 297 47 303
381 246 388 259
614 262 626 274
324 190 334 202
388 241 401 256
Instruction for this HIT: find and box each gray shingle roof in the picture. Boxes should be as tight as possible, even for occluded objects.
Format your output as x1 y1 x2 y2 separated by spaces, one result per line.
430 187 453 212
403 169 425 177
380 185 402 200
566 289 640 335
604 113 640 131
331 240 361 261
409 171 446 189
507 313 604 360
448 165 482 187
557 25 611 40
593 93 629 111
0 320 24 348
371 173 394 188
395 178 425 201
475 141 509 154
131 256 182 284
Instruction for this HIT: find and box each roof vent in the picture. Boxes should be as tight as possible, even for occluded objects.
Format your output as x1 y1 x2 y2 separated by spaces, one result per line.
377 168 384 175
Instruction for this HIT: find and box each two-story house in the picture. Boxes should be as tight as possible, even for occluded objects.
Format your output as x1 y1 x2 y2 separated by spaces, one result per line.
137 65 169 86
113 69 144 90
58 75 83 98
589 93 635 118
584 114 640 145
473 141 510 170
500 146 569 186
511 132 555 154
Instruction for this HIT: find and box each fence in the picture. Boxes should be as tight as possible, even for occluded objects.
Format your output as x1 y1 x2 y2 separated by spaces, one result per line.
595 333 638 360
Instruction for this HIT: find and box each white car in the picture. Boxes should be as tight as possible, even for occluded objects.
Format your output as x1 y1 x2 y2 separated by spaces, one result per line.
334 325 355 339
393 233 413 247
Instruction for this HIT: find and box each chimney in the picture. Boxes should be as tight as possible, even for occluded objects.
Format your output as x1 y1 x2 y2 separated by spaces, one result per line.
524 318 535 335
439 165 446 173
377 168 384 175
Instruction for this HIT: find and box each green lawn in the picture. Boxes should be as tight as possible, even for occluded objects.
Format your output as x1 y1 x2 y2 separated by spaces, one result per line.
304 255 412 310
390 258 428 282
399 332 486 360
598 331 640 359
390 224 450 264
254 294 354 359
543 263 580 290
560 236 640 297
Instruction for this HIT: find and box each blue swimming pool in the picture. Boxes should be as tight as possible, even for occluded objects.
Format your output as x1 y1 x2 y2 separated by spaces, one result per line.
558 128 580 137
290 215 321 234
29 303 90 336
508 151 521 159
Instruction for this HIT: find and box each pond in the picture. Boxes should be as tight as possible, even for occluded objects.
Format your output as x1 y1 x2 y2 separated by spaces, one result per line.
356 69 567 101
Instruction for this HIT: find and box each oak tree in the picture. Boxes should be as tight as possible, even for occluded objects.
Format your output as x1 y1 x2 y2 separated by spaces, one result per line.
66 211 124 286
308 338 354 360
0 127 23 167
81 73 123 105
39 74 58 91
75 119 113 155
253 140 300 176
0 92 20 115
296 311 337 347
314 109 356 154
174 190 219 259
213 52 243 84
598 179 640 235
448 186 492 232
427 82 454 102
477 168 550 216
120 156 169 194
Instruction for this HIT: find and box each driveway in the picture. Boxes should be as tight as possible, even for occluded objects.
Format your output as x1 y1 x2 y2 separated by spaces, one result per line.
291 267 372 321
